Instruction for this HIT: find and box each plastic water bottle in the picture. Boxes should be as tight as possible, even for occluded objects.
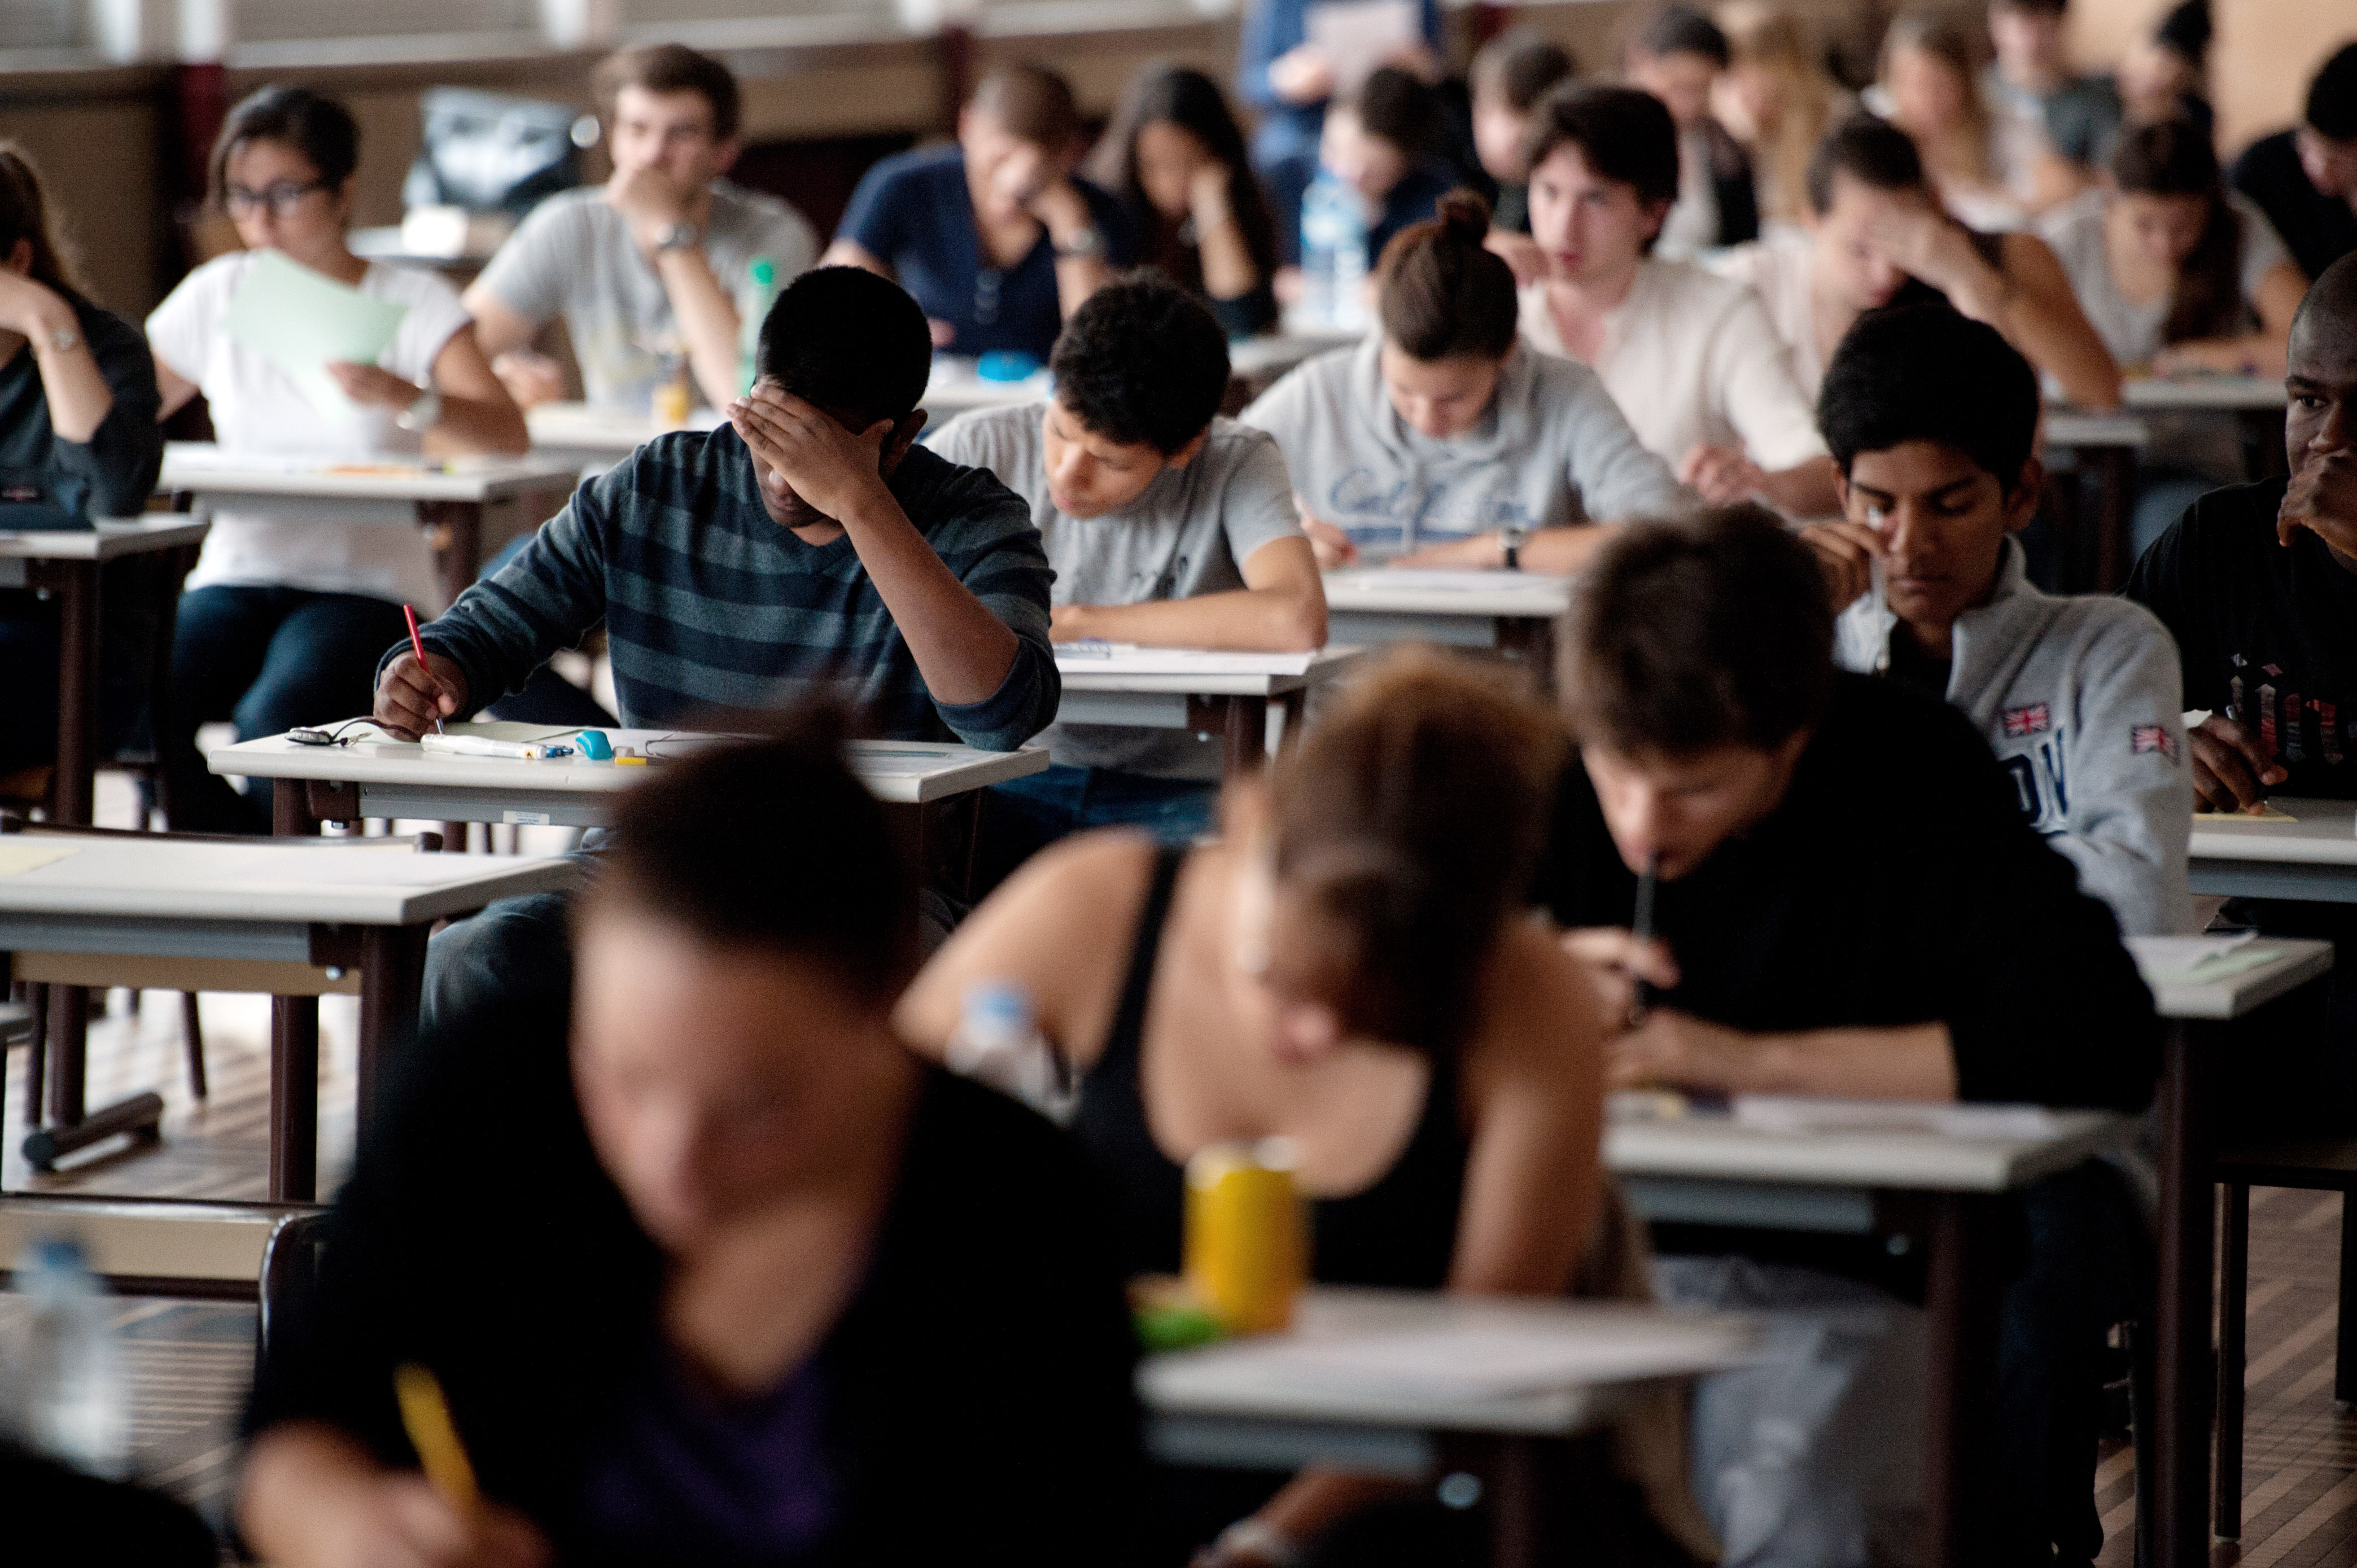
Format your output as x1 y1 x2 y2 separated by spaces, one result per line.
2 1237 129 1479
1298 173 1370 332
946 980 1075 1123
738 255 780 396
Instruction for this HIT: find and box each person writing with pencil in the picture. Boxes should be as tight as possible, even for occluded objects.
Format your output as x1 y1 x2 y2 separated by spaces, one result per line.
237 718 1148 1568
1540 508 2158 1566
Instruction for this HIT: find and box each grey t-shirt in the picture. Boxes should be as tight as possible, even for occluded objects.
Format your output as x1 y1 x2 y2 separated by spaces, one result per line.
2036 190 2293 369
1239 338 1686 555
929 404 1305 780
474 179 818 413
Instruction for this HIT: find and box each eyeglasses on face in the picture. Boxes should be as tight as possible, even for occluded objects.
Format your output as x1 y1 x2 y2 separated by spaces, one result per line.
222 180 331 219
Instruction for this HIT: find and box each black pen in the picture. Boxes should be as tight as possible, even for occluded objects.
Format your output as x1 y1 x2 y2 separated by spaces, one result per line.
1628 853 1658 1029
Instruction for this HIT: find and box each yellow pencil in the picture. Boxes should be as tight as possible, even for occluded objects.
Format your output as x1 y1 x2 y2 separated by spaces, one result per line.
393 1363 480 1516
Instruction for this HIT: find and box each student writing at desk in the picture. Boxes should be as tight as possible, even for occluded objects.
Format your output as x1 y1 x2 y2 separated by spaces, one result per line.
1543 510 2158 1567
1803 306 2190 936
465 44 818 417
150 86 527 835
930 274 1323 878
1515 84 1839 519
902 650 1715 1568
825 65 1131 365
1244 191 1682 573
0 145 164 797
374 266 1057 1031
239 722 1148 1568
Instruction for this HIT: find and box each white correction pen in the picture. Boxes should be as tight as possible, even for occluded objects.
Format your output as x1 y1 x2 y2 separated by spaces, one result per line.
1868 507 1891 676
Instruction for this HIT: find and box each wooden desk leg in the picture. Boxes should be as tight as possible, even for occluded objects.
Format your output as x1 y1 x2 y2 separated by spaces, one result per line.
2092 447 2135 592
2152 1019 2214 1568
1923 1190 2004 1568
273 778 320 839
42 982 87 1125
355 926 429 1149
1497 616 1559 691
51 558 97 827
269 995 320 1203
1223 696 1269 778
419 499 484 613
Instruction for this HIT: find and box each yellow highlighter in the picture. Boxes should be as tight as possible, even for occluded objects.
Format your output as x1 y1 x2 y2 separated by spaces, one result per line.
394 1363 480 1516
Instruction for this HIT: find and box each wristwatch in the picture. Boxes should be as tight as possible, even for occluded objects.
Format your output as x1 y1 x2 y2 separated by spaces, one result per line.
395 388 444 432
1498 524 1528 571
1053 225 1104 260
653 221 701 253
40 324 81 356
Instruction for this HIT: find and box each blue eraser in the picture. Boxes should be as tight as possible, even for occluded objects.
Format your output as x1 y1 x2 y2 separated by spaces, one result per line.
576 729 613 761
976 351 1041 383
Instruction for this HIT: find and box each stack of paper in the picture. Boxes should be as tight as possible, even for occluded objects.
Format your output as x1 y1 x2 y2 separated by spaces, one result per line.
223 251 410 419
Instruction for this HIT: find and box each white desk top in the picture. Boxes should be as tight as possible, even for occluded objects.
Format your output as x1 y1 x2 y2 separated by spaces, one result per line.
2044 412 2150 448
2122 375 2286 411
2189 797 2357 866
2129 936 2335 1021
0 833 576 926
1603 1096 2131 1193
1056 643 1366 697
924 358 1047 418
1139 1286 1755 1436
0 516 211 562
210 726 1048 806
1229 332 1353 382
161 444 581 503
1322 568 1571 618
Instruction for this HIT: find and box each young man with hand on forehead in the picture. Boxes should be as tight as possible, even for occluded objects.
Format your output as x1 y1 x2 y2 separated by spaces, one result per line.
1801 305 2189 936
1540 508 2158 1567
931 273 1323 875
465 43 817 415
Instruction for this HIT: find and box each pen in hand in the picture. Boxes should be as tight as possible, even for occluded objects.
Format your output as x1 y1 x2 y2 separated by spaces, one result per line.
393 1363 479 1518
1628 852 1659 1030
402 603 443 735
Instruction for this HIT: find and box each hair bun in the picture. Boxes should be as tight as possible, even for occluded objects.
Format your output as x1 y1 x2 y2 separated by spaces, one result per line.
1435 188 1493 246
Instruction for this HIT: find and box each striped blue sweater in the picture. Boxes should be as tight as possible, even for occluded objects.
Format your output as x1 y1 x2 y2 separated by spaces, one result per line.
390 425 1060 750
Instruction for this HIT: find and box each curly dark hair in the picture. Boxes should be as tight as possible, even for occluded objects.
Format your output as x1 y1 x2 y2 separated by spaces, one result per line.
1047 271 1230 454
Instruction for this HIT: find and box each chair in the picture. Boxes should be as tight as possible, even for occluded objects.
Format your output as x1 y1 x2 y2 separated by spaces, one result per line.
257 1210 330 1370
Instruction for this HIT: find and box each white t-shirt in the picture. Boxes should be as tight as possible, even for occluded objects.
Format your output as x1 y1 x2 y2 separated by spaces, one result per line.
147 251 474 608
2035 190 2295 369
1517 256 1828 474
1707 230 1824 398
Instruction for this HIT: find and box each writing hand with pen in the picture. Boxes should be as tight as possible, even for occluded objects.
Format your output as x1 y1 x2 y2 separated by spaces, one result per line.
1558 926 1750 1090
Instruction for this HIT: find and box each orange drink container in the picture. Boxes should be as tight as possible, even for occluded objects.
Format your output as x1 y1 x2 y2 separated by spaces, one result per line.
1183 1138 1307 1334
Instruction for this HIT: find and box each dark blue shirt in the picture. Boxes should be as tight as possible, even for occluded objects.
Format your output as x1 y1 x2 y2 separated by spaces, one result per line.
1236 0 1444 167
391 426 1060 750
1266 153 1458 268
836 146 1133 361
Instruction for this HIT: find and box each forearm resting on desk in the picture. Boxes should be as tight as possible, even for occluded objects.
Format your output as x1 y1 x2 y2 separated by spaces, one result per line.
1052 586 1325 652
1615 1014 1958 1101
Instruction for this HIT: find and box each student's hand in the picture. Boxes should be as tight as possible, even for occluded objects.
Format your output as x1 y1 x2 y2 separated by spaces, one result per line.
1678 443 1770 506
328 362 427 412
1391 533 1506 570
1295 503 1357 568
1188 163 1237 226
1799 519 1886 608
300 1471 551 1568
1611 1009 1752 1093
1049 603 1104 640
2278 448 2357 560
2187 713 2287 814
1024 174 1095 249
1863 205 1986 299
1484 229 1549 288
489 349 566 410
605 164 694 247
1559 927 1680 1036
0 267 68 341
375 650 469 741
1269 44 1338 105
729 381 894 527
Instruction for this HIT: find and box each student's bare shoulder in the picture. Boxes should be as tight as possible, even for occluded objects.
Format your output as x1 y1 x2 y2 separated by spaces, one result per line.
998 828 1166 919
1462 919 1602 1086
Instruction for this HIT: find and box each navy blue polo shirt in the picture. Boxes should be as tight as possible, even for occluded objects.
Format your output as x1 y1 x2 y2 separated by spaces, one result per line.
836 146 1134 361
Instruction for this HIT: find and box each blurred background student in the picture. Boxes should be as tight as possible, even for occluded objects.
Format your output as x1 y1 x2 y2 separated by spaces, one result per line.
240 720 1149 1568
1709 2 1850 236
1468 28 1577 283
827 64 1131 365
148 86 526 835
2232 42 2357 286
1269 67 1457 287
2117 0 2214 139
1869 8 2023 232
1983 0 2119 209
0 145 164 802
1087 65 1283 339
1624 4 1759 257
1235 0 1441 173
902 649 1713 1568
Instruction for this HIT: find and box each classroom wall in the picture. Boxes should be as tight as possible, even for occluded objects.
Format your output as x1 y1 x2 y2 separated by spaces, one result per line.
2069 0 2357 155
0 71 165 319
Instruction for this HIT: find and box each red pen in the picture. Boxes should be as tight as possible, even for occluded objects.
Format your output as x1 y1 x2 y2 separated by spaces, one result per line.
403 603 443 735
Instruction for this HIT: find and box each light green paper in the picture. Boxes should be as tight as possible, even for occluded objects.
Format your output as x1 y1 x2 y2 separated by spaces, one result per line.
222 249 409 421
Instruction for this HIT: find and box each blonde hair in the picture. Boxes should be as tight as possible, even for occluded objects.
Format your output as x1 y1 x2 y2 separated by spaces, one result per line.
1716 2 1842 228
1880 8 1994 187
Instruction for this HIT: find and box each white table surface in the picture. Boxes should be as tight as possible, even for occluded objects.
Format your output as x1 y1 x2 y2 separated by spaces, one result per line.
1604 1099 2131 1193
2129 937 2335 1021
1139 1286 1755 1436
1229 332 1353 382
924 358 1048 418
526 401 720 459
2122 375 2286 411
0 516 211 562
2045 412 2151 448
2189 796 2357 865
1055 645 1366 697
0 833 577 926
1321 569 1571 619
211 726 1048 807
160 444 582 503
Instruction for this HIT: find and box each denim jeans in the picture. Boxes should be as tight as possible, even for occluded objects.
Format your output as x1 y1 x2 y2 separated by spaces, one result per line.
167 585 413 834
974 764 1219 896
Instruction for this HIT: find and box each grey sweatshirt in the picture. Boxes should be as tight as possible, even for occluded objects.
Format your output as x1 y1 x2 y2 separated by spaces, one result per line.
1239 338 1686 554
1835 537 2192 936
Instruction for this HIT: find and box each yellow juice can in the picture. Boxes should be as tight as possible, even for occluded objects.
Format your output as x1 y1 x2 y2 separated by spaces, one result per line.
1184 1138 1307 1335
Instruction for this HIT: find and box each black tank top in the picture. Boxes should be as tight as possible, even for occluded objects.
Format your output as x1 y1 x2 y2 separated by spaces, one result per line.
1069 847 1471 1287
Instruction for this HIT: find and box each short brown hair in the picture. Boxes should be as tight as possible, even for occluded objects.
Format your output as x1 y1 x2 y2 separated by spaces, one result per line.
1269 647 1568 1058
1472 28 1578 112
594 43 741 142
1562 506 1834 756
0 143 85 297
1521 82 1680 242
969 63 1082 150
1378 189 1518 361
